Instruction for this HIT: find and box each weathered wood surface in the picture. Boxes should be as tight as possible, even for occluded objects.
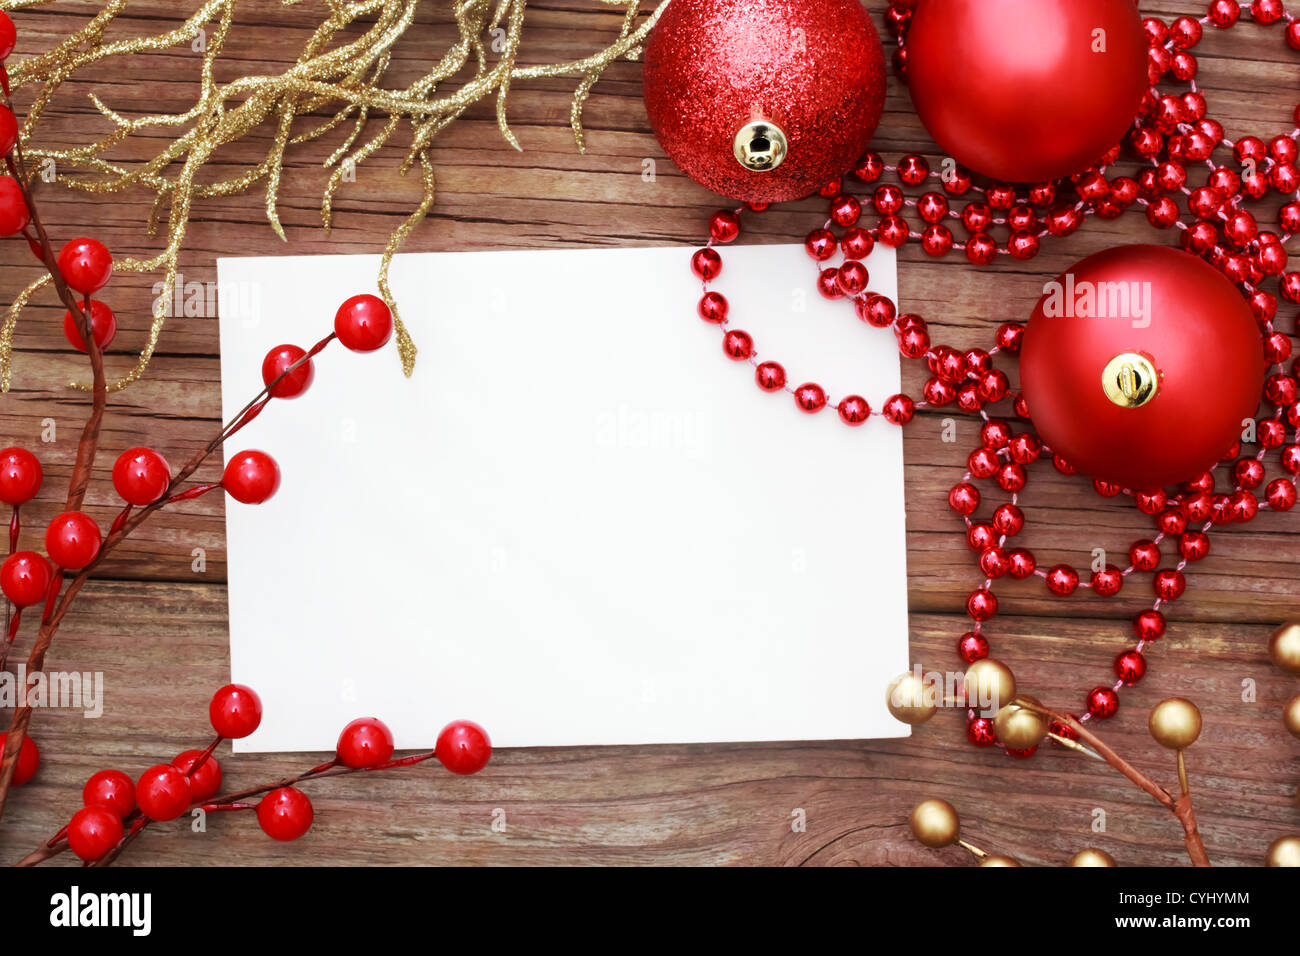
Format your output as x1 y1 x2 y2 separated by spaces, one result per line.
0 0 1296 866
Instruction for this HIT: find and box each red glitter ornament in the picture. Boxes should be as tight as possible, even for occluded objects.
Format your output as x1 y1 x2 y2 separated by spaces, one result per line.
904 0 1148 182
642 0 886 203
1021 245 1264 489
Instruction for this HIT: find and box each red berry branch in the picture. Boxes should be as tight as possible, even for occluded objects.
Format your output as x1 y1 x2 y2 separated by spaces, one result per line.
0 10 492 861
14 689 490 866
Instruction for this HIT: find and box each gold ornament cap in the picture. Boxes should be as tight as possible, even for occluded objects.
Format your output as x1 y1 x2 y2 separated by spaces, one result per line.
733 120 787 172
886 671 938 726
1069 847 1117 867
1268 622 1300 675
1149 697 1202 750
909 798 960 848
1101 352 1159 408
1266 835 1300 867
993 695 1048 750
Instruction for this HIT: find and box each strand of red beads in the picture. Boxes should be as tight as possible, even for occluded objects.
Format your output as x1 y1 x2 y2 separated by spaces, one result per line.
689 1 1300 758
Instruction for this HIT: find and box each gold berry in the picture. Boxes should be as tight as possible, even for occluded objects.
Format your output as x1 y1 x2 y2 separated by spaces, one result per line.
1148 697 1202 750
908 798 960 849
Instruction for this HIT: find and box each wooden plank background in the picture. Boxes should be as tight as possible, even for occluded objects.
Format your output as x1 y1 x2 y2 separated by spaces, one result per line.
0 0 1297 867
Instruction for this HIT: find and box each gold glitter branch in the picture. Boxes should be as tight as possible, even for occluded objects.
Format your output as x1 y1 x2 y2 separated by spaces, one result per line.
0 0 671 391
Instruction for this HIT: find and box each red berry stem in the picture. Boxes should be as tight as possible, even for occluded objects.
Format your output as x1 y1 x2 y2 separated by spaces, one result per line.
163 482 221 505
8 504 17 552
181 735 222 781
0 79 108 819
107 503 131 537
84 748 440 867
199 802 254 812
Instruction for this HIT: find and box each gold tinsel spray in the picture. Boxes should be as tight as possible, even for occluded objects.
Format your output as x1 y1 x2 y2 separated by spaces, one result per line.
0 0 672 391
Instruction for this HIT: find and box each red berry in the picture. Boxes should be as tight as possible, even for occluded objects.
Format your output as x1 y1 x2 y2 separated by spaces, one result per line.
334 294 393 352
435 719 491 775
0 106 15 158
56 238 113 294
261 344 315 399
62 300 116 353
172 750 222 801
257 787 313 841
0 11 15 61
135 764 191 821
222 450 280 504
0 447 42 505
44 511 101 569
0 176 30 237
336 716 395 769
67 805 124 862
0 732 38 785
111 447 171 506
82 769 136 818
0 551 52 607
209 683 262 739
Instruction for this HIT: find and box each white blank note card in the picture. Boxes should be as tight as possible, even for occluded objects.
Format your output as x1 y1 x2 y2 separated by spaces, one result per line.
217 243 910 751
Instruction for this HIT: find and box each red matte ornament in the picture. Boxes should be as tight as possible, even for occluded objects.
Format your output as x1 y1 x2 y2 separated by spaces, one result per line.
1020 245 1265 489
904 0 1148 182
642 0 886 203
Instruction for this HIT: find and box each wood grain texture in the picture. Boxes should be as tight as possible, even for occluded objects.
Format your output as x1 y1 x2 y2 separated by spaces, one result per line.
0 0 1297 867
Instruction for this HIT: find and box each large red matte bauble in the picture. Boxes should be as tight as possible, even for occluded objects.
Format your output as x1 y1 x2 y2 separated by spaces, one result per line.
905 0 1148 182
643 0 887 203
1021 245 1264 490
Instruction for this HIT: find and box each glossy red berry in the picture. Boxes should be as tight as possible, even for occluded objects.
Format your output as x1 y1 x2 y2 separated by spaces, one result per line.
1134 609 1166 642
957 631 989 663
222 450 280 504
257 787 314 841
44 511 101 569
172 750 222 801
0 176 30 237
82 769 137 818
0 732 38 785
67 805 124 862
0 11 15 61
135 764 191 821
435 719 491 775
333 294 393 352
336 716 395 769
56 238 113 294
111 447 171 506
0 551 52 608
0 447 42 505
62 301 116 353
209 683 263 739
261 344 315 399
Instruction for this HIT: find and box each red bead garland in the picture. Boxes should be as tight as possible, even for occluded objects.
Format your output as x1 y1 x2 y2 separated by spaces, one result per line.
686 2 1300 756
